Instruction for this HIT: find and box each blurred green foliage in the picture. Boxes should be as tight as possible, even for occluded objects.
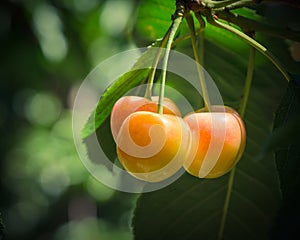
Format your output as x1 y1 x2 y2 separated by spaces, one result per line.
0 0 139 239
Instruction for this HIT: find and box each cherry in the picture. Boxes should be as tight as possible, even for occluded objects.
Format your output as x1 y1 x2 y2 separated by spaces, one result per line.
183 106 246 178
110 96 181 141
138 96 181 116
116 111 191 182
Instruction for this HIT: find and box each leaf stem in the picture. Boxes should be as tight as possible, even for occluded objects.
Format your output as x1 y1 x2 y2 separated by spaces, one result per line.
158 15 183 114
206 13 290 82
218 39 256 240
186 12 211 112
215 11 300 42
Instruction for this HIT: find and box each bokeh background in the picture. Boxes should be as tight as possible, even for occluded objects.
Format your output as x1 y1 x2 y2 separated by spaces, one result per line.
1 0 300 239
0 0 140 239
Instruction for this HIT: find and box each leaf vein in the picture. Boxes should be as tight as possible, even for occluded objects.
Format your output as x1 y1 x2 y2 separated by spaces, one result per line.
159 185 226 239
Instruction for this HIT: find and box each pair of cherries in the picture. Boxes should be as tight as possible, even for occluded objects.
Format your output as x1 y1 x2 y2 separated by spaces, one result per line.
110 96 246 182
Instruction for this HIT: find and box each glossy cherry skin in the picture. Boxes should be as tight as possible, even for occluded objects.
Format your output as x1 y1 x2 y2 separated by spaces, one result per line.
183 106 246 178
116 111 190 182
110 96 181 141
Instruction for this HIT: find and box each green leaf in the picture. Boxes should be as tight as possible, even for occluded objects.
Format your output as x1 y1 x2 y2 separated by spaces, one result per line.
81 46 161 139
83 116 118 168
273 77 300 196
81 69 149 139
270 77 300 238
133 63 284 240
135 0 249 55
132 1 289 239
135 0 175 43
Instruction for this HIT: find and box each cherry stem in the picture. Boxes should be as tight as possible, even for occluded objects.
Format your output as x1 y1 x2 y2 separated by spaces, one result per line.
186 12 211 112
172 27 202 46
144 28 172 100
218 167 236 240
145 23 205 101
239 45 255 118
157 15 183 114
218 43 255 240
206 13 290 82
